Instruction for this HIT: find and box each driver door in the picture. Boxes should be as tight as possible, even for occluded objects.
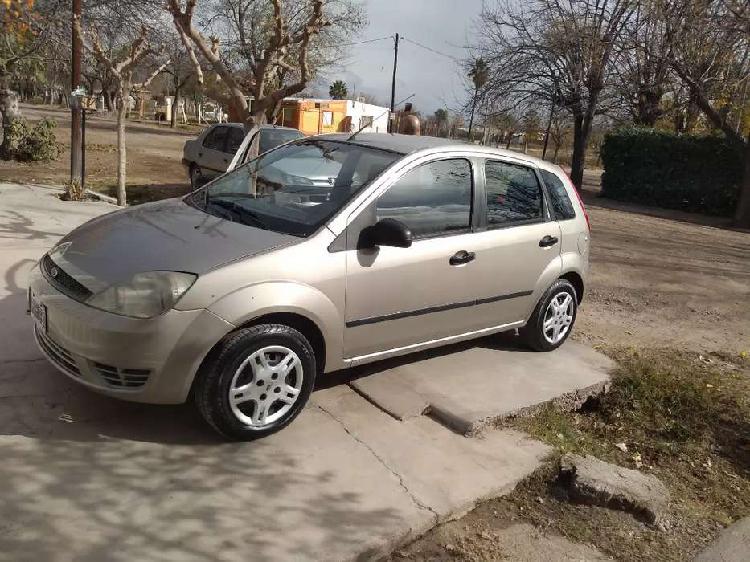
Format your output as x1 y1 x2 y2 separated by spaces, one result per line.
344 157 482 360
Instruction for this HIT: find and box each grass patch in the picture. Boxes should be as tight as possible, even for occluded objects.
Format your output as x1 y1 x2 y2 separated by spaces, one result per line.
397 348 750 561
507 347 750 559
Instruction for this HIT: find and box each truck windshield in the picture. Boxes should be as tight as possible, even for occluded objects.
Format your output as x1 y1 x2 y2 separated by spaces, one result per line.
190 139 400 237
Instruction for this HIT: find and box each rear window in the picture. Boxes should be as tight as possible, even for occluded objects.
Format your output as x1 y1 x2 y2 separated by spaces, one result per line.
540 169 576 220
203 126 228 151
259 129 304 154
225 127 245 154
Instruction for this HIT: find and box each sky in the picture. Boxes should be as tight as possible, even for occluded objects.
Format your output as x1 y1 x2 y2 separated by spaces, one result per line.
314 0 485 116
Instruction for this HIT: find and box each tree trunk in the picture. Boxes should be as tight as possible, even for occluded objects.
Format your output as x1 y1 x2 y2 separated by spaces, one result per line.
103 90 113 112
570 113 589 189
0 87 21 159
171 82 180 129
735 143 750 228
635 89 662 127
116 88 128 206
505 130 513 150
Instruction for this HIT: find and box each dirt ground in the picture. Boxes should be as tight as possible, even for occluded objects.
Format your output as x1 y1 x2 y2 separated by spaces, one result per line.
0 104 197 196
2 105 749 560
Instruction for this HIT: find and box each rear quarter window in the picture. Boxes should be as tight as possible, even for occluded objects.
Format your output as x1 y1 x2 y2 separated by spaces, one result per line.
540 169 576 220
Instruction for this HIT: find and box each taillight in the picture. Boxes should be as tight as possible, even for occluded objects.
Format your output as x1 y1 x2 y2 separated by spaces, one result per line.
563 171 590 232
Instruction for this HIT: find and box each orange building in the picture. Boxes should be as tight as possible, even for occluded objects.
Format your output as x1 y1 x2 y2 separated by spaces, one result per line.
278 99 351 135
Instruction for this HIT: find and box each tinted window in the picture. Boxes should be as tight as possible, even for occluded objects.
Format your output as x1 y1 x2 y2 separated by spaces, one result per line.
203 126 228 150
377 159 472 238
540 169 576 220
484 160 542 226
198 140 399 237
259 129 304 154
225 127 245 154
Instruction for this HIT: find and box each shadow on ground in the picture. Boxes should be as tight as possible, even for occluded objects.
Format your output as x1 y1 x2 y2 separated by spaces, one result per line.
0 257 408 561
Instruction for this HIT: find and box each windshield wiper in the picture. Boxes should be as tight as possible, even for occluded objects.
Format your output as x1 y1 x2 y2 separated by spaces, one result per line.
208 199 272 230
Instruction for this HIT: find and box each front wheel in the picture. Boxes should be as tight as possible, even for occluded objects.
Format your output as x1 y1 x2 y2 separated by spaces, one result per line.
194 324 316 440
521 279 578 352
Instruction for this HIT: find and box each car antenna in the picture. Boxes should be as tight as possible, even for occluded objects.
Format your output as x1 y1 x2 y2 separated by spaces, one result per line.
347 93 415 141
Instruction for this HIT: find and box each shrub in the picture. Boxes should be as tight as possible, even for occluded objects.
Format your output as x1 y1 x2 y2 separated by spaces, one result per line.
16 117 59 162
601 128 742 216
1 117 30 157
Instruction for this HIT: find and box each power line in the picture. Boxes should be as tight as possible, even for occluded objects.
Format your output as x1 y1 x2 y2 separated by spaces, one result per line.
338 35 394 47
400 36 460 62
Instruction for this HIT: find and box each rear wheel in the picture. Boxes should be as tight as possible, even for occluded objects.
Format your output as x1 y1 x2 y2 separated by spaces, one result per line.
194 324 316 440
521 279 577 351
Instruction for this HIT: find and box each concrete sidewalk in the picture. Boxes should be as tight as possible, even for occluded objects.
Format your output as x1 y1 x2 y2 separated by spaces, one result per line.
0 183 611 561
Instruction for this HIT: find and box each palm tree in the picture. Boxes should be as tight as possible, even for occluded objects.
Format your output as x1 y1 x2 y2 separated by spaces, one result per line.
329 80 348 100
467 58 488 139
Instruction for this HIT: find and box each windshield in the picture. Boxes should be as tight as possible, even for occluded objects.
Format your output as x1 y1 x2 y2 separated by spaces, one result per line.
259 129 304 153
191 139 400 237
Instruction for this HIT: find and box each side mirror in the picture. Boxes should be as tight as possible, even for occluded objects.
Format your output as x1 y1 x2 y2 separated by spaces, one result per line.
359 218 413 249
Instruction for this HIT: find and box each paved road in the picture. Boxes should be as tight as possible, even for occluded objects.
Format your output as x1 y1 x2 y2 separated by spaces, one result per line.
0 183 610 561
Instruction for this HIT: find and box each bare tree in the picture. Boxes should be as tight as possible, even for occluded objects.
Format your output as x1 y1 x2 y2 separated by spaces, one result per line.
665 0 750 226
615 0 673 126
477 0 634 187
167 0 362 127
75 19 168 205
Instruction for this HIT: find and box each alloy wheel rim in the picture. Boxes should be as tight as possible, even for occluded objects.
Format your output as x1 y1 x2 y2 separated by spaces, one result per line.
543 292 574 345
228 345 303 428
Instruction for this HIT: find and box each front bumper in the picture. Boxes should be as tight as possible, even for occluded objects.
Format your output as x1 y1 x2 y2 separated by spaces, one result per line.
29 265 234 404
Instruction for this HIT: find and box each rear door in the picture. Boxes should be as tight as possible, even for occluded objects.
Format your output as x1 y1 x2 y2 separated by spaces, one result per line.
467 158 562 329
197 125 230 181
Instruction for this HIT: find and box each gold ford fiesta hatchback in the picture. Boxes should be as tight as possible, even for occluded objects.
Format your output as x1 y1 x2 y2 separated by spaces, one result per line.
29 133 590 440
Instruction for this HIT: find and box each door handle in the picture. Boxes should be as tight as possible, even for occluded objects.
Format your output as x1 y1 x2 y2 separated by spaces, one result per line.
539 235 559 247
449 250 475 266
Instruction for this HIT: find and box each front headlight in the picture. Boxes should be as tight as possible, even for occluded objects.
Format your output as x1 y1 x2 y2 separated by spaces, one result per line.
87 271 197 319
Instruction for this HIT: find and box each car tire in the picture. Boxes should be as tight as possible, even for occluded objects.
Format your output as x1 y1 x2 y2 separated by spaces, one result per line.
189 163 203 189
194 324 317 440
521 279 578 352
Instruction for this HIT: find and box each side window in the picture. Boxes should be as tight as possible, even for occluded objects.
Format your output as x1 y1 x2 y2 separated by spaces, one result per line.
225 127 245 154
377 158 472 238
540 169 576 220
203 126 228 150
484 160 542 226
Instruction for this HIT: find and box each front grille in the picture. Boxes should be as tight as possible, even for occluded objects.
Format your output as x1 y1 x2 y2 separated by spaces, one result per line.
35 326 81 376
93 363 151 388
41 254 92 302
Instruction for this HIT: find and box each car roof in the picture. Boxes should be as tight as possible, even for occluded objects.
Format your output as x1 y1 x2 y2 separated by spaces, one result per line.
317 133 457 154
220 123 300 132
314 132 556 171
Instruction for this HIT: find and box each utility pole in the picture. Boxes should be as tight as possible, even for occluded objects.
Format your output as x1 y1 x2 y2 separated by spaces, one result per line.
70 0 82 186
389 33 399 133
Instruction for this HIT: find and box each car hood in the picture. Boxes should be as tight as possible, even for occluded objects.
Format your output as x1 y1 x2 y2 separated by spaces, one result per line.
49 198 300 292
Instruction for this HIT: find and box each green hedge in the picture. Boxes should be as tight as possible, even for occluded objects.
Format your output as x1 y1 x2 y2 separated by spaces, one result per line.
601 128 742 216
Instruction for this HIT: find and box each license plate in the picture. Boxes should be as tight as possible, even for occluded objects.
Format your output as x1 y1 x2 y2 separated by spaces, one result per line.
29 292 47 333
